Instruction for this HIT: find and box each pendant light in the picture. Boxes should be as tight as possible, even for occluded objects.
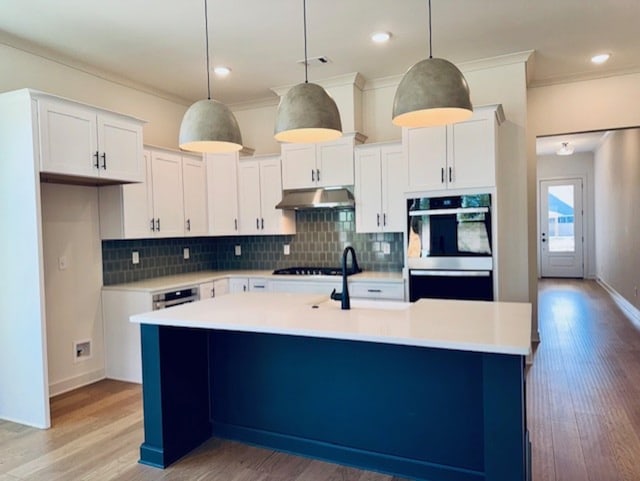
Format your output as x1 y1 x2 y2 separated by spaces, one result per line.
274 0 342 143
392 0 473 128
179 0 242 153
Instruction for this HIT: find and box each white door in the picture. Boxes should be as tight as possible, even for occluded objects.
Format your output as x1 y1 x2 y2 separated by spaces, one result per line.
540 178 584 278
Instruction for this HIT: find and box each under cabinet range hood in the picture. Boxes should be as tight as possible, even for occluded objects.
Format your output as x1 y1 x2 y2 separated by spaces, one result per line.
275 187 355 210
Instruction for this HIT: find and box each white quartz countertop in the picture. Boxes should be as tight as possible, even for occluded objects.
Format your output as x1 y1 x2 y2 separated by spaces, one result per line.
103 270 403 293
130 292 531 356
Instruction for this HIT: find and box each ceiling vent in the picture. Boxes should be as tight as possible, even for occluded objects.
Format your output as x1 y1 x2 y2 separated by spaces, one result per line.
297 56 331 66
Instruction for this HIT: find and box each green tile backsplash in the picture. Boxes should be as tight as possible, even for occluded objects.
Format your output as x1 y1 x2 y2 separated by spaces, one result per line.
102 210 404 285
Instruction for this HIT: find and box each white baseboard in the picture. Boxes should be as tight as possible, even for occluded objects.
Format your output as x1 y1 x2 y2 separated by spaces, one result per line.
49 368 106 397
597 278 640 330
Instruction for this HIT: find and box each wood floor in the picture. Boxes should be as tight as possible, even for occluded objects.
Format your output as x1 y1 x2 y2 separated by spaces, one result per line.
1 279 639 480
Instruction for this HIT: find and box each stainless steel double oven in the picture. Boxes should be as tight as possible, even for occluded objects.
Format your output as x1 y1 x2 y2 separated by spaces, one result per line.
407 193 494 302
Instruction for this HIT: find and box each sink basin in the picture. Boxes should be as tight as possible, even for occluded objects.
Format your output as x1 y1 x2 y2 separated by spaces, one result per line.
311 298 411 311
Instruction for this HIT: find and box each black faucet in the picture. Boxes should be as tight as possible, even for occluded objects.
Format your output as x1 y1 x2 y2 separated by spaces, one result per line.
330 246 360 310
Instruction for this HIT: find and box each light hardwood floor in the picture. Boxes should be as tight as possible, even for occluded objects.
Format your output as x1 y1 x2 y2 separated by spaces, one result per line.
1 279 639 480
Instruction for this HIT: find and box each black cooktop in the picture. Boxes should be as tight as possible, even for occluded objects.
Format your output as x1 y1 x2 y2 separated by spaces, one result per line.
273 266 362 276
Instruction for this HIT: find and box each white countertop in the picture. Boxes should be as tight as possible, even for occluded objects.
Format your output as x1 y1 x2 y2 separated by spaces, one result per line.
130 292 531 356
103 270 403 293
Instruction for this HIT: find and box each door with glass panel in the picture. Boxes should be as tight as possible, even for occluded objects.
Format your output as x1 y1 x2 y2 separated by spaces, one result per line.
540 178 584 278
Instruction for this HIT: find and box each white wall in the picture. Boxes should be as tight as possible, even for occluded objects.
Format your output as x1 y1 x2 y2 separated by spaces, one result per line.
41 184 105 396
537 152 596 278
594 129 640 309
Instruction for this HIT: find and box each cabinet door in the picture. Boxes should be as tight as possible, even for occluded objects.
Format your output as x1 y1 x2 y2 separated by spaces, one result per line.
249 278 270 292
122 150 153 237
38 99 97 177
404 126 447 192
450 117 496 189
316 136 354 187
182 155 208 236
207 152 239 236
259 157 287 235
237 161 262 235
229 278 249 293
199 281 215 300
380 144 406 233
354 148 383 233
150 151 184 237
213 278 230 296
280 143 316 189
97 114 143 182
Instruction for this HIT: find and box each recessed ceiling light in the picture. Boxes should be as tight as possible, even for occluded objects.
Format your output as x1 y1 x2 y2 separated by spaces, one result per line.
214 66 231 77
591 53 610 65
371 32 391 44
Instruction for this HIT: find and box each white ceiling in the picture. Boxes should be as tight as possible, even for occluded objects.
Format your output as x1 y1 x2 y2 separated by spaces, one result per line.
1 0 639 106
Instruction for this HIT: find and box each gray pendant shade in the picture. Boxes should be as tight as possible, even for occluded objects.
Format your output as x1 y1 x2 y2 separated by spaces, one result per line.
274 82 342 143
392 57 473 128
179 99 243 153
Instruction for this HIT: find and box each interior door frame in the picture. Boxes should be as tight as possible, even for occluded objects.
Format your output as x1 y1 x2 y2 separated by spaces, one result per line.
537 175 587 279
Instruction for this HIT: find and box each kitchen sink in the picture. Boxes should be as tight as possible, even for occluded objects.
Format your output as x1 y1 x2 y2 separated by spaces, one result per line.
311 298 411 311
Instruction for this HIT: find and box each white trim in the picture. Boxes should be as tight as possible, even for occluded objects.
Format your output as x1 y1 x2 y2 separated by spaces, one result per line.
49 368 106 398
597 278 640 330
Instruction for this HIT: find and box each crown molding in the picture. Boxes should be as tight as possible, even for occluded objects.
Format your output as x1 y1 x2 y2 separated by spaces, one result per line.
270 72 366 98
528 66 640 89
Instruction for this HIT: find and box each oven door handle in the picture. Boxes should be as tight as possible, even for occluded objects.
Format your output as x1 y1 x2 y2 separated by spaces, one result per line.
410 270 491 277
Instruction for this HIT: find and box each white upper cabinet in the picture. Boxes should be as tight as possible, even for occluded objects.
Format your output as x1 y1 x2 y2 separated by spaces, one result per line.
182 154 208 237
354 142 406 233
404 105 502 193
237 155 295 236
100 148 209 239
38 97 143 183
280 134 358 190
206 152 240 236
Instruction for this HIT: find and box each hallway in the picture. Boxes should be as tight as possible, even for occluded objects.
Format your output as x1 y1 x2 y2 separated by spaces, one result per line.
529 279 640 481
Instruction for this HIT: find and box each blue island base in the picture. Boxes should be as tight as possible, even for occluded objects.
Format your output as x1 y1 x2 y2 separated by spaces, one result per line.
139 325 529 481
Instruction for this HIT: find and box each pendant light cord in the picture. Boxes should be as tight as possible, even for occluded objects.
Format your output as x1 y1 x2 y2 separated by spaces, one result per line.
303 0 308 83
428 0 433 58
204 0 212 99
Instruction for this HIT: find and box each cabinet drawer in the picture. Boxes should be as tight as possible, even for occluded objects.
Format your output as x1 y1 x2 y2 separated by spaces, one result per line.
349 282 405 300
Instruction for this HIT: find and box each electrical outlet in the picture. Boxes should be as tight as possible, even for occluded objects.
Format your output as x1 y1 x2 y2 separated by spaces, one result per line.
284 244 290 255
235 245 242 256
183 247 190 260
382 242 391 255
132 251 140 264
58 255 68 270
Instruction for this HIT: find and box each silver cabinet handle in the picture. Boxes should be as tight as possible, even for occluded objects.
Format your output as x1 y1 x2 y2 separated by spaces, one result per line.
367 289 382 293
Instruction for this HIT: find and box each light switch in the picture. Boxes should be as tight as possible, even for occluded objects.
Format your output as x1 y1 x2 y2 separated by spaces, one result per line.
284 244 290 255
132 251 140 264
235 245 242 256
382 242 391 255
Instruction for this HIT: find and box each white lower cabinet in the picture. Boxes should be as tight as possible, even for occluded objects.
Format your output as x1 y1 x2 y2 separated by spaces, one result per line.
199 281 215 300
269 280 341 294
348 281 405 300
229 277 270 293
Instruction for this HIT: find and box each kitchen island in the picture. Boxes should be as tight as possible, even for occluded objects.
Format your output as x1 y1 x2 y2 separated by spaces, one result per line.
131 292 531 481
